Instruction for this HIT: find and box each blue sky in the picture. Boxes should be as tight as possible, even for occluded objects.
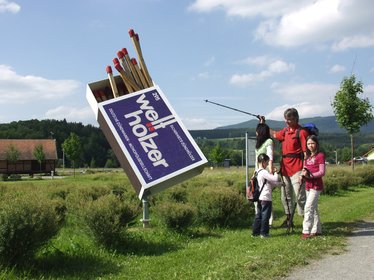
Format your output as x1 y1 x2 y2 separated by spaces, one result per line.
0 0 373 130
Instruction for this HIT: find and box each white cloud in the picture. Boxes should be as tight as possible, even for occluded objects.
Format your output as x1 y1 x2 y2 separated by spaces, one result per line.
230 58 294 86
45 106 95 124
237 55 274 67
204 56 216 66
188 0 308 18
271 82 337 103
332 35 374 52
190 0 374 50
266 101 332 120
329 64 346 73
0 0 20 13
0 65 81 104
197 72 211 79
181 117 217 130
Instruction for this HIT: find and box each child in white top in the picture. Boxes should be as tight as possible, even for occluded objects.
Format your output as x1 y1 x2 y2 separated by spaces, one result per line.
252 153 282 238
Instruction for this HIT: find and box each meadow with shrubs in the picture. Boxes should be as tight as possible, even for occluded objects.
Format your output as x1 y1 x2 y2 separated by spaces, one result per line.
0 164 373 279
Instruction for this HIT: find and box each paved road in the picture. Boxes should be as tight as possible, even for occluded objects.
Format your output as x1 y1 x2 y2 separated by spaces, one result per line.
286 220 374 280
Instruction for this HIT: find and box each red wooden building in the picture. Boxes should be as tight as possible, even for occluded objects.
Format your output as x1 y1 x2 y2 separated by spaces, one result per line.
0 139 57 175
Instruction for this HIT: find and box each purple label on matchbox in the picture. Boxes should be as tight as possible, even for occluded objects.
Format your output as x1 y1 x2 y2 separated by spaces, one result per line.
101 88 202 184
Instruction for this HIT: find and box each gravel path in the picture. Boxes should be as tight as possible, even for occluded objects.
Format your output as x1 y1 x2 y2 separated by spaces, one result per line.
285 220 374 280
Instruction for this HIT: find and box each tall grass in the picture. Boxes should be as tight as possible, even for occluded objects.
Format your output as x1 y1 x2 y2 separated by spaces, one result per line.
0 165 372 279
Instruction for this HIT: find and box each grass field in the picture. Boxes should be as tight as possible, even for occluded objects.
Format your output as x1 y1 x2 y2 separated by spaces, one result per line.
0 166 373 280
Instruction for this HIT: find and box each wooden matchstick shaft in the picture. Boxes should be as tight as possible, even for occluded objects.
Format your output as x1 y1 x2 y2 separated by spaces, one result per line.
129 29 152 86
117 50 136 84
113 58 134 93
106 66 119 98
122 48 142 89
131 58 148 89
113 62 141 92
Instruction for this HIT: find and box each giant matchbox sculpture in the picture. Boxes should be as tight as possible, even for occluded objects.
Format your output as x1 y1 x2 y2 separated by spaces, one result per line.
86 29 207 199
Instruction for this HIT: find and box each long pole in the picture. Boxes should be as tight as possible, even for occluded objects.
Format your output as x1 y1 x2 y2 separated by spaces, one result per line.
204 99 260 119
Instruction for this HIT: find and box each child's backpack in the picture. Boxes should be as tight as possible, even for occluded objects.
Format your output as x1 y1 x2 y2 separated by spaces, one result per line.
247 169 267 202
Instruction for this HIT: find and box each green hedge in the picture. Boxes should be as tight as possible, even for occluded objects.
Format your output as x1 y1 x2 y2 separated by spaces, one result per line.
0 192 65 264
191 186 250 228
154 202 196 231
80 194 140 246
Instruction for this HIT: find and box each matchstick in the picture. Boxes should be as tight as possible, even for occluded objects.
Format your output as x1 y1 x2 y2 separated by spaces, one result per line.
117 50 134 83
93 91 103 102
113 60 141 92
113 57 136 93
106 65 119 98
129 29 152 86
121 47 142 88
131 58 148 89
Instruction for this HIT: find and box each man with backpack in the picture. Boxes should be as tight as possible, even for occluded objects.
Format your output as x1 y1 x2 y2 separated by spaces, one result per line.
260 108 308 228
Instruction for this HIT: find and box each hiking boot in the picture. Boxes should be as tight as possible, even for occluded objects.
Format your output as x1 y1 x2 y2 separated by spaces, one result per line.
301 233 310 240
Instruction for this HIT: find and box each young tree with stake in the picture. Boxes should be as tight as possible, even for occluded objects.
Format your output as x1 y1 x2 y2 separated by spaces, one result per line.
62 133 82 177
331 75 373 171
33 144 45 171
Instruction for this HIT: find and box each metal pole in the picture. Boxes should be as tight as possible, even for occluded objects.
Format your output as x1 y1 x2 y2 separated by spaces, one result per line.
245 132 249 190
204 100 260 119
141 195 150 228
62 149 65 171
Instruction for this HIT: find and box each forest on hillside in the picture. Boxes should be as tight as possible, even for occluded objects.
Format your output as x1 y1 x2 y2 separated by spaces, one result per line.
0 119 373 167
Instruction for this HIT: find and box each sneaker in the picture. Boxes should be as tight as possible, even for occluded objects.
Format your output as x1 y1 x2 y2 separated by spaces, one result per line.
260 234 270 238
301 233 310 240
310 233 322 237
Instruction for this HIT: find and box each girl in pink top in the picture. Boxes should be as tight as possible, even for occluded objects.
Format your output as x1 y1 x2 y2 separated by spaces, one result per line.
300 135 325 239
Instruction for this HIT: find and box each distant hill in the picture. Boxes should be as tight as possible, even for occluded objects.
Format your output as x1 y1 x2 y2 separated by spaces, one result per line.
215 116 374 134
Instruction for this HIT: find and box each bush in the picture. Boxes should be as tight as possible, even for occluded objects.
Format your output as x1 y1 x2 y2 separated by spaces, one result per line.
80 194 140 246
0 193 65 264
167 186 188 203
8 174 21 181
323 174 364 195
155 202 196 231
0 174 7 181
192 186 250 228
323 178 340 195
355 168 374 185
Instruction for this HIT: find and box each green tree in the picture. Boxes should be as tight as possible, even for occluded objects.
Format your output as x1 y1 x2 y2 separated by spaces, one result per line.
62 133 82 177
33 144 45 171
209 144 226 167
6 145 20 164
331 75 373 171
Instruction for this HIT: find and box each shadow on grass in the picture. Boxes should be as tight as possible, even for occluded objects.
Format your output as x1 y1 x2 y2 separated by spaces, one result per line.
111 235 182 256
320 220 369 237
12 253 120 279
104 227 224 256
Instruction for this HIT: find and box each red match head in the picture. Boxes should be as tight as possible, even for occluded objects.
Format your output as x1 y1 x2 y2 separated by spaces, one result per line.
128 29 135 37
135 33 139 41
114 63 123 72
121 48 128 55
117 51 124 59
112 57 120 65
106 66 112 74
131 58 138 65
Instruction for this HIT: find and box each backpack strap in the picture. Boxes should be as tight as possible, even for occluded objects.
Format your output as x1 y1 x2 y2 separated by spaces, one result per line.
257 169 267 197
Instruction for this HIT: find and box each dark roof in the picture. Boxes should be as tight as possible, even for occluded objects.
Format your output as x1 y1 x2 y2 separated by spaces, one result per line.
0 139 58 160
